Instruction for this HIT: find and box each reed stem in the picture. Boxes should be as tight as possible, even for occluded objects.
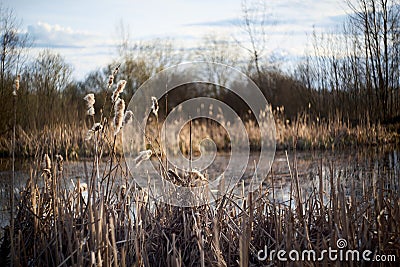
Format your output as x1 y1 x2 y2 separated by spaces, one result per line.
10 92 16 267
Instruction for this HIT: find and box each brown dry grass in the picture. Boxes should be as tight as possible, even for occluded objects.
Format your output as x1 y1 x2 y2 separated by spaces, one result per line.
1 108 398 159
1 147 399 266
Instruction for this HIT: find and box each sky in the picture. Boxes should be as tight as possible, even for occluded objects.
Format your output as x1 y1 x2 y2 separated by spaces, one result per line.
5 0 352 80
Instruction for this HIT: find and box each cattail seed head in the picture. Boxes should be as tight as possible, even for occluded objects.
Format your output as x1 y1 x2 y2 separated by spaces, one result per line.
190 169 207 181
114 98 125 114
113 98 125 135
112 64 120 76
84 93 95 116
108 75 114 89
44 154 51 171
83 94 95 107
111 80 127 103
117 80 126 91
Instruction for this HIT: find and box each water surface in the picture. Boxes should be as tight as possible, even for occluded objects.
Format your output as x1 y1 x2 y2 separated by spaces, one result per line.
1 146 399 227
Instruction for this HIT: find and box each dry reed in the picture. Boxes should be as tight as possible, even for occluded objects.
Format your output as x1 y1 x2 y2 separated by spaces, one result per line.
2 152 398 266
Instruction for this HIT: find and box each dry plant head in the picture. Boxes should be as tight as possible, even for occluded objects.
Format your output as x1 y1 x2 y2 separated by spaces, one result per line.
12 74 20 96
122 110 133 126
83 93 95 107
190 169 207 181
135 149 152 166
107 75 114 89
43 153 51 172
113 98 125 135
151 96 159 117
85 122 103 141
112 64 120 76
108 64 120 89
111 80 127 103
55 154 64 172
83 93 95 116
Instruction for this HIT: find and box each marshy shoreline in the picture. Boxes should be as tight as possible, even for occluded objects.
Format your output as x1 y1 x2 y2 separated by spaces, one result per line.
1 112 399 159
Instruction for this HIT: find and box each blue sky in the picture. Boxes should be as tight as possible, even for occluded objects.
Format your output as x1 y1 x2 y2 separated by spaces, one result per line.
6 0 351 80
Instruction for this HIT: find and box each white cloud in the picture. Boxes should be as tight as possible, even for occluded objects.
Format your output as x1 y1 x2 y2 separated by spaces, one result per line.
25 22 119 80
27 21 113 48
16 0 352 80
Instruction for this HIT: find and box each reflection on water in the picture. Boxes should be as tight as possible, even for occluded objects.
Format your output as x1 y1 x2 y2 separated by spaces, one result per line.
0 146 399 226
268 147 399 206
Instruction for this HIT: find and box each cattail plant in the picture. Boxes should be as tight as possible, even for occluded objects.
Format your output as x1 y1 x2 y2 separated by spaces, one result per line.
111 80 127 103
106 64 120 89
42 154 52 192
10 74 20 265
150 96 162 157
107 75 114 89
113 98 125 135
43 153 51 172
83 93 95 116
101 67 123 204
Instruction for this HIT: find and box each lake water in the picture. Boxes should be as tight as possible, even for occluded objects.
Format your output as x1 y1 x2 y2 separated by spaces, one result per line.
0 146 399 227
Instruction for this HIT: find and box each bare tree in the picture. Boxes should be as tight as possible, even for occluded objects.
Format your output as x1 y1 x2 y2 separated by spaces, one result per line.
346 0 400 121
0 4 31 135
198 34 240 65
0 4 30 93
27 50 73 128
116 21 184 97
236 0 272 87
296 0 400 123
195 34 241 97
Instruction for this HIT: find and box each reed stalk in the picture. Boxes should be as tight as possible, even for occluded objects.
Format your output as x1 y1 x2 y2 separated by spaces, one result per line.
10 84 16 267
